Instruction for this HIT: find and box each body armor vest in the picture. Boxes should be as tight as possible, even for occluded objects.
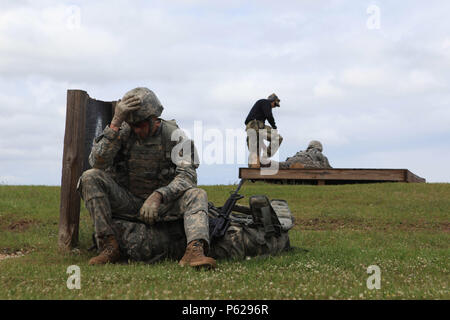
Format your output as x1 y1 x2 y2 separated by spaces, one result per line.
121 120 179 199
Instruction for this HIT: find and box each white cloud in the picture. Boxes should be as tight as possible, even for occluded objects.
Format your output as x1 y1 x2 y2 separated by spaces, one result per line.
404 70 443 92
0 5 119 80
0 0 449 185
313 76 345 98
443 38 450 50
341 68 387 87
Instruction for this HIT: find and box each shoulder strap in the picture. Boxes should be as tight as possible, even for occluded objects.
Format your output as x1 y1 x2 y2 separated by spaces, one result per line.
270 199 294 231
249 195 282 238
160 119 180 161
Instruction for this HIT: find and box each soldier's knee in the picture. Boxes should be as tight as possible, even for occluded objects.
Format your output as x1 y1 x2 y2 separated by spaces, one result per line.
80 168 104 183
78 169 110 201
78 169 108 196
184 188 208 202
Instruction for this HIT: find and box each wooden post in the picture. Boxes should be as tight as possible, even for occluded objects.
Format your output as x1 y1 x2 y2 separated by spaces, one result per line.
58 90 88 251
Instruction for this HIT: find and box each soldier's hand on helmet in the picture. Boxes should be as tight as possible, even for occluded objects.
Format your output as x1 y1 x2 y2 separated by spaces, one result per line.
111 95 142 128
139 192 163 225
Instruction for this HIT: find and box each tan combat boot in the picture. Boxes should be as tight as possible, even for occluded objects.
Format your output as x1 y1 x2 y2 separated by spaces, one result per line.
178 240 217 269
88 235 120 265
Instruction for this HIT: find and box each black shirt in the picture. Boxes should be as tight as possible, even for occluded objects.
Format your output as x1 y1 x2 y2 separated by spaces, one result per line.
244 99 277 129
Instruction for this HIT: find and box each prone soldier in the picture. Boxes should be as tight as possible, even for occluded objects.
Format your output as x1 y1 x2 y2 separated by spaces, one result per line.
279 140 332 169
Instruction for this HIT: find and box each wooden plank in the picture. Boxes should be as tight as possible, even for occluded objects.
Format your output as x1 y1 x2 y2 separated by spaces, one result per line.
317 180 325 185
240 168 405 181
58 90 88 251
239 168 426 184
405 170 426 183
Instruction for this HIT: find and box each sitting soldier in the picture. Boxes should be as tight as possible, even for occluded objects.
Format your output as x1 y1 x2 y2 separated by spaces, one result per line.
279 140 332 169
78 87 216 268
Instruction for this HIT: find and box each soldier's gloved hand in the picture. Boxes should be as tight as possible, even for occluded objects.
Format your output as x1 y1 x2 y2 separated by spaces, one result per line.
139 192 163 225
111 95 142 128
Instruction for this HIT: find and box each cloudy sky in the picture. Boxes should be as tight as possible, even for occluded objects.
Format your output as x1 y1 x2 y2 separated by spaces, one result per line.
0 0 449 185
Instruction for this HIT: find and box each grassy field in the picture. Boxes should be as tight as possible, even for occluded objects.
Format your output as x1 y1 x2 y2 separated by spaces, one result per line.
0 182 448 300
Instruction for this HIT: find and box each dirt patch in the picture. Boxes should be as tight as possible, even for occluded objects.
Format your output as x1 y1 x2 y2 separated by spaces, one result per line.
0 216 37 232
396 221 450 233
7 219 35 232
295 218 368 231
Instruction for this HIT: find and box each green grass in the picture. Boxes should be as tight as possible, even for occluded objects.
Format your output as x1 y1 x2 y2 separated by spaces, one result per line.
0 182 449 299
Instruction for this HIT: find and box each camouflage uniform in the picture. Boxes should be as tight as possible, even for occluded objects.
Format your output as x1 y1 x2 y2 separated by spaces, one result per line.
279 140 332 169
110 217 291 263
246 120 283 159
78 119 210 249
210 221 290 260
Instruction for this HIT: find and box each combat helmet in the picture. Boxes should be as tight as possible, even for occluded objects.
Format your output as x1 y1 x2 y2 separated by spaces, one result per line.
122 87 164 124
267 93 280 107
307 140 323 152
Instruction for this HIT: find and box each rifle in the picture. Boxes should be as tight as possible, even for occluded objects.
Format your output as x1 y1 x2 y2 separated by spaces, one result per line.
209 179 246 242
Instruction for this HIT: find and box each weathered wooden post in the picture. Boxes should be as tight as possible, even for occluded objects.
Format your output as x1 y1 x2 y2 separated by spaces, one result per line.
58 90 88 251
58 90 115 251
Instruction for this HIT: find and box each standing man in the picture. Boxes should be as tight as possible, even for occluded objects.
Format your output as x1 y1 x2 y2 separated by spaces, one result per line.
78 87 216 269
245 93 283 168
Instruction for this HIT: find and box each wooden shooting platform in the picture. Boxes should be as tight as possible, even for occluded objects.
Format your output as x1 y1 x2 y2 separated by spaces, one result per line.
239 168 426 185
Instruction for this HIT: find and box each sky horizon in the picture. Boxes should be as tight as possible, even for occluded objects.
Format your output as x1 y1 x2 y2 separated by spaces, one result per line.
1 0 449 186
